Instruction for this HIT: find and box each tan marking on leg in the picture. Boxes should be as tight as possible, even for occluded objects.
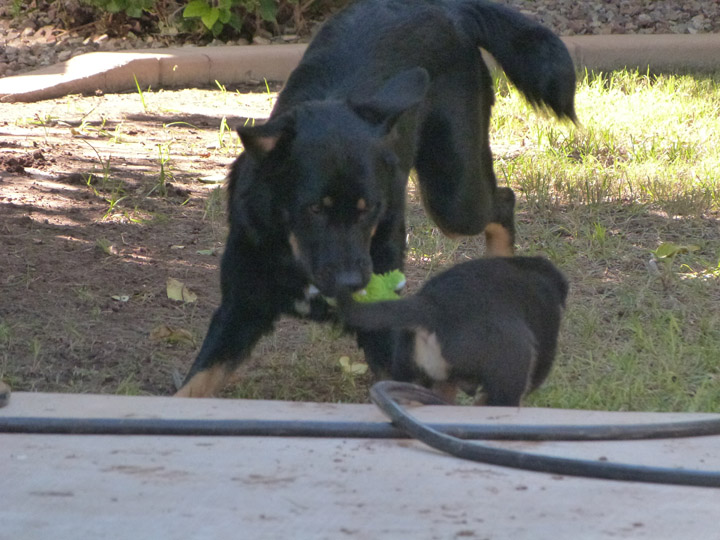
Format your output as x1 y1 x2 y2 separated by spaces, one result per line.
288 232 301 260
473 392 488 406
484 222 514 257
174 364 232 398
432 381 459 404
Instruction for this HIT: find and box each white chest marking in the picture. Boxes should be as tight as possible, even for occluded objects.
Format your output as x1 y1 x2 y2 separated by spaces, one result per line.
413 328 450 381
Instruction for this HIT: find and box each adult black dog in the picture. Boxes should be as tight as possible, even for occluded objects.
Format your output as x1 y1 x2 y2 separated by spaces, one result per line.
176 0 576 397
337 257 569 406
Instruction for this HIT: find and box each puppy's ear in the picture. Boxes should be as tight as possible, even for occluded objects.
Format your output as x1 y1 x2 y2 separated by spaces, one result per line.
349 68 430 133
238 113 295 159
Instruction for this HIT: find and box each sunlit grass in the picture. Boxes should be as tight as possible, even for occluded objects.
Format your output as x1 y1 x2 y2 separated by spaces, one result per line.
493 70 720 216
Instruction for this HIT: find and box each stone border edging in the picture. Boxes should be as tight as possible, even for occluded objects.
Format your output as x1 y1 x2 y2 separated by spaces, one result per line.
1 35 719 103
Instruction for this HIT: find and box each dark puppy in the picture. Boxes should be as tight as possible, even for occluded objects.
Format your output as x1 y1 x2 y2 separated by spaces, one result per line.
338 257 569 406
176 0 576 397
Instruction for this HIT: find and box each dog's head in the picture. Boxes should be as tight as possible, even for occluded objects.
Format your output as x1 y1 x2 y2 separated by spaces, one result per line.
237 68 429 297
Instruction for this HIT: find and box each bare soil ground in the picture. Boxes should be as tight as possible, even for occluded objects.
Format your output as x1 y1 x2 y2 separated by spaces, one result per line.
0 84 378 400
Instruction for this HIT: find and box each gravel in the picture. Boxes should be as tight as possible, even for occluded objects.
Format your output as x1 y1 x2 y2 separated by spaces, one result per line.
1 0 718 78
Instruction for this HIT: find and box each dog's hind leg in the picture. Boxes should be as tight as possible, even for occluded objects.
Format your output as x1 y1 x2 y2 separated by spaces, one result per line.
415 63 516 256
481 356 535 406
484 186 516 256
415 66 493 237
479 325 538 407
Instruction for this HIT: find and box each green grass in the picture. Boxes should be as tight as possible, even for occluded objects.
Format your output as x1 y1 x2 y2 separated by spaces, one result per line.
490 69 720 412
493 70 720 214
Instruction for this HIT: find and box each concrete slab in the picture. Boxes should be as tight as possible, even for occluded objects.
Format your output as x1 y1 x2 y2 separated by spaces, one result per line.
2 392 720 539
1 35 719 103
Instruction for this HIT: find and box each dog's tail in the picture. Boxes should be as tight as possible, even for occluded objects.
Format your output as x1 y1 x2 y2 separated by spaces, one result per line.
337 293 434 333
452 0 576 121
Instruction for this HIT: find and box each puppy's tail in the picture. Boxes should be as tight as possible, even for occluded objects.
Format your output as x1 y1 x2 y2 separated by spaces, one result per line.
453 0 576 121
337 293 434 333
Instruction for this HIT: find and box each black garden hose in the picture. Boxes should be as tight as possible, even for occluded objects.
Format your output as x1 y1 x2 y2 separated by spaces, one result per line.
370 380 720 489
3 383 720 443
4 381 720 487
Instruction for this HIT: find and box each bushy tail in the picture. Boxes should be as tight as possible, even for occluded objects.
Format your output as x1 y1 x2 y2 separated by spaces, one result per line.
337 294 433 332
452 0 577 121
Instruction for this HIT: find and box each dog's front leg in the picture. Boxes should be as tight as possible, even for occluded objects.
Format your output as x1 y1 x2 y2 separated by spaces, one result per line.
175 229 282 397
354 329 398 379
175 300 276 397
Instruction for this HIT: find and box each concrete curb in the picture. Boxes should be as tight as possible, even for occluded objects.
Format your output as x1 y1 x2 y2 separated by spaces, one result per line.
562 34 720 74
1 35 719 103
0 44 306 103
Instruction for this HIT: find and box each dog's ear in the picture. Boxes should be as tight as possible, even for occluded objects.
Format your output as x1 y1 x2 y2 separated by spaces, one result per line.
238 113 295 160
349 68 430 133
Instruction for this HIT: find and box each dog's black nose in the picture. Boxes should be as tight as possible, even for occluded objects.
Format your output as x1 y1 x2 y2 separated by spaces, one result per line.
335 271 365 291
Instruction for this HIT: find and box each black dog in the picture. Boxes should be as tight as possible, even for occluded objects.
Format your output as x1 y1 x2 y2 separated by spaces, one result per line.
176 0 576 397
338 257 569 406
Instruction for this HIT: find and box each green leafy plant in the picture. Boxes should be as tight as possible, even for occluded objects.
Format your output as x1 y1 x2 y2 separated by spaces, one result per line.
82 140 112 188
183 0 282 36
184 0 244 34
81 0 155 18
10 0 23 18
649 242 701 289
148 142 174 197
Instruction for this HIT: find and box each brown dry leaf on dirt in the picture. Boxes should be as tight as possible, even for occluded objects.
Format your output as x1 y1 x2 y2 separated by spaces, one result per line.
166 277 197 303
150 324 196 346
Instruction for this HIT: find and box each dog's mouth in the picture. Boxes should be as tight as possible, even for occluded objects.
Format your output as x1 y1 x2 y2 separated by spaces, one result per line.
308 270 406 304
288 233 373 297
310 273 369 300
306 271 368 301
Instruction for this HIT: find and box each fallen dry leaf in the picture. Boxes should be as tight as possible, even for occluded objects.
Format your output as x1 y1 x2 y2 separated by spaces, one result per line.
150 324 196 346
166 277 197 303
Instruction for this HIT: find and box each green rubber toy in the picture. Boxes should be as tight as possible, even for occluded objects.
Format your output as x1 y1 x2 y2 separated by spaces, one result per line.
352 270 406 303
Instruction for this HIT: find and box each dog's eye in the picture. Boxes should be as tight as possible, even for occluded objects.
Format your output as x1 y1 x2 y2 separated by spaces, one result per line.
357 198 371 215
309 197 333 216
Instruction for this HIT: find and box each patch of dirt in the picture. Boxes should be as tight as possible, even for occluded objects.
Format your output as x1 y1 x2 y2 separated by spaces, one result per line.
0 84 376 398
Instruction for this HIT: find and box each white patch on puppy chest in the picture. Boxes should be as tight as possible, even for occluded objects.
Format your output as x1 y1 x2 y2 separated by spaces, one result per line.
413 328 450 381
288 233 302 261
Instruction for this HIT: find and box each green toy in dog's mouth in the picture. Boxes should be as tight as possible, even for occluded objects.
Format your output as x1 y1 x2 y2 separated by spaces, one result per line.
310 270 406 305
351 270 406 302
